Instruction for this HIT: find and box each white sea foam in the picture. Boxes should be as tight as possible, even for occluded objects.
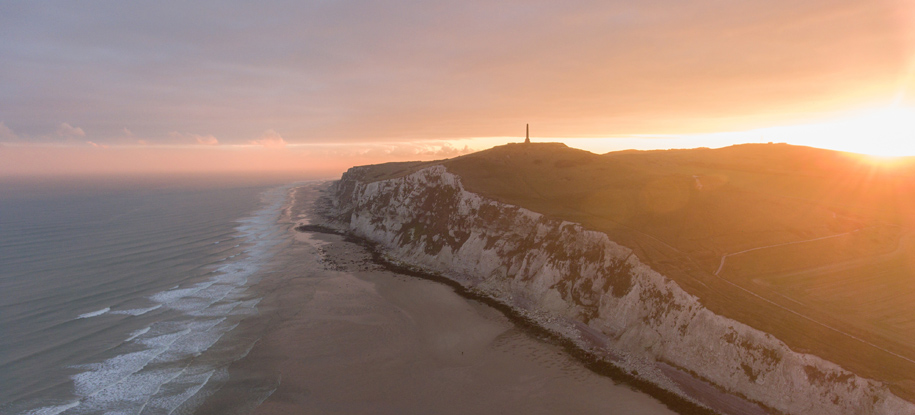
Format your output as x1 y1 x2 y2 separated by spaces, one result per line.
65 323 222 413
189 301 240 317
134 367 190 414
236 297 262 309
143 369 217 414
23 183 296 415
136 327 194 350
72 348 169 397
180 323 238 357
111 304 162 316
125 326 151 342
86 368 178 405
77 307 110 319
22 400 79 415
165 284 242 313
211 299 259 318
151 281 216 304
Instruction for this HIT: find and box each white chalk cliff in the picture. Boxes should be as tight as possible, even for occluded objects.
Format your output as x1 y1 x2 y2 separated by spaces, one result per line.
322 164 915 415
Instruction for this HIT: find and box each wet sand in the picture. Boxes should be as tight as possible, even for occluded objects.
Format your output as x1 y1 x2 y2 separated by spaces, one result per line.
198 183 679 415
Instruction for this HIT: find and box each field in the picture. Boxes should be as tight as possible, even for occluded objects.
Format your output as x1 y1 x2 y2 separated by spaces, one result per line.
364 142 915 401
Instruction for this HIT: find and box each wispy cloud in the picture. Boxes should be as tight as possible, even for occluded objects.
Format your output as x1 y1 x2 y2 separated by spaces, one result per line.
121 128 139 141
168 131 219 146
296 140 477 160
249 129 286 148
56 123 85 138
2 1 908 145
355 142 473 158
196 135 219 145
121 128 150 145
0 122 18 141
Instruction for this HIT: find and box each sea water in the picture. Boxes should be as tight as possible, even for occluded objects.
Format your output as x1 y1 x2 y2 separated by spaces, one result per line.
0 177 296 414
1 177 685 415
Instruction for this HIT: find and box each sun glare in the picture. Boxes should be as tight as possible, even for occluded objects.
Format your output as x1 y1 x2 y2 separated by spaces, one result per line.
772 107 915 157
543 107 915 160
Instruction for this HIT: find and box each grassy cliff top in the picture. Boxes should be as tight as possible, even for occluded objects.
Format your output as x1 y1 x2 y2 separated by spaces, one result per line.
352 142 915 401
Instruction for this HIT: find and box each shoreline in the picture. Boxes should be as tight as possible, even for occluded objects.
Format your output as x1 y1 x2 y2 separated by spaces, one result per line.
295 223 721 415
199 182 685 414
310 167 794 415
323 161 915 415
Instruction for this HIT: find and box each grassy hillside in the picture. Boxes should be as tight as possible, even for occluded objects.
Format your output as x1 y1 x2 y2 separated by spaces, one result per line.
362 142 915 401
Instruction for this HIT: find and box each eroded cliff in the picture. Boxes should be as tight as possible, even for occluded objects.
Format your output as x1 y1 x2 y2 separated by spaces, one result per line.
320 164 915 415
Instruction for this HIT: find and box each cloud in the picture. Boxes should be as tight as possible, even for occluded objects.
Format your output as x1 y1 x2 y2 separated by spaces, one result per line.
116 128 157 145
0 122 18 141
422 143 474 158
196 135 219 145
114 127 148 145
249 129 287 148
86 141 109 148
56 123 85 138
1 1 910 146
306 141 476 161
168 131 219 145
355 142 474 159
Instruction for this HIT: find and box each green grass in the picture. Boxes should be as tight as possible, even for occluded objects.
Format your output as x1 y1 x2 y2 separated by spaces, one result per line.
360 142 915 402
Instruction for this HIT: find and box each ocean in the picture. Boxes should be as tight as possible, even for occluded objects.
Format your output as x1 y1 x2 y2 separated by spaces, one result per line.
1 176 679 415
0 177 296 414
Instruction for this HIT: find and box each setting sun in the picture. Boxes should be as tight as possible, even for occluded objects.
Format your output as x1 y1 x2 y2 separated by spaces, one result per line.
573 106 915 159
777 107 915 157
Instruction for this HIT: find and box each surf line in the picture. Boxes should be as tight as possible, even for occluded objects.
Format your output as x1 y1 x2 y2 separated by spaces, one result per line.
77 307 110 319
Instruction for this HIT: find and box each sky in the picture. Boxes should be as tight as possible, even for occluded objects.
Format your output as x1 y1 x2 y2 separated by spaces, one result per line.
1 0 914 177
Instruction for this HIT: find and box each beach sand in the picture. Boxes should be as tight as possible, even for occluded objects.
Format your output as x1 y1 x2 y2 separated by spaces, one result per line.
197 183 678 415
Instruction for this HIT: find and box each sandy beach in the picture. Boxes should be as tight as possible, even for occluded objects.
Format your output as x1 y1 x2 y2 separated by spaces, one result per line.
196 182 679 415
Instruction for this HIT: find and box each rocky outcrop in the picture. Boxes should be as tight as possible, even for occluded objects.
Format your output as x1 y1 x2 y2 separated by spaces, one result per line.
322 164 915 415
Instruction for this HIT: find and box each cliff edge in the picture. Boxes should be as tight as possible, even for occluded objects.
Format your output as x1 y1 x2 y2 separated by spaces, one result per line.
318 145 915 415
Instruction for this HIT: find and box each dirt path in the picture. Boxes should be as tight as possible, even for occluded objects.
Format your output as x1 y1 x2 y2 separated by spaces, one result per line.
706 227 915 367
714 228 865 276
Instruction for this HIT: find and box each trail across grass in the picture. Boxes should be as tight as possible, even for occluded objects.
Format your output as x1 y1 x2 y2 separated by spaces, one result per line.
715 228 866 276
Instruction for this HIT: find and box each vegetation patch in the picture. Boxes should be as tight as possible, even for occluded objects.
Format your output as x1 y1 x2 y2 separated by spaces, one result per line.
640 285 683 326
804 365 855 387
601 258 633 297
722 329 782 370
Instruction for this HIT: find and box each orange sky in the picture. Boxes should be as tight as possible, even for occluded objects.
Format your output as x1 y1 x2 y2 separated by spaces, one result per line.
1 0 913 177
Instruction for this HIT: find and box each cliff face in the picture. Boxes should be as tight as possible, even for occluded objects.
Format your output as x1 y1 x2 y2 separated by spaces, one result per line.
323 165 914 415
